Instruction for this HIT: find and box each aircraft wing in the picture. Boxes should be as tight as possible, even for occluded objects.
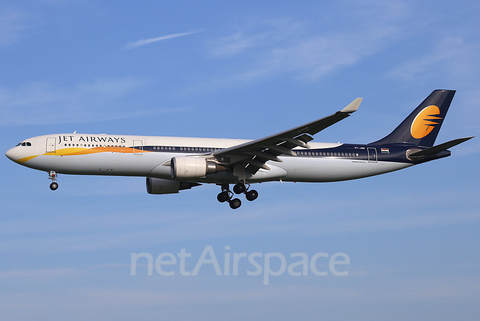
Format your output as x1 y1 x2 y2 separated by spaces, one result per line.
213 98 362 174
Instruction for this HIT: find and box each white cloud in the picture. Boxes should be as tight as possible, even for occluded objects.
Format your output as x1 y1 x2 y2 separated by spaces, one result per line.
0 7 29 46
0 77 182 126
124 30 202 49
386 36 480 83
209 31 268 57
199 7 412 91
208 18 304 57
0 268 79 282
1 184 478 253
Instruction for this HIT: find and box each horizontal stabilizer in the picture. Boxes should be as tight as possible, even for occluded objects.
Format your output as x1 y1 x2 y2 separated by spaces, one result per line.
408 137 473 159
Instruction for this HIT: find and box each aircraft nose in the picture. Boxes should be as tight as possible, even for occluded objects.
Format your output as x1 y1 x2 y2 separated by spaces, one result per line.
6 148 15 161
5 147 21 162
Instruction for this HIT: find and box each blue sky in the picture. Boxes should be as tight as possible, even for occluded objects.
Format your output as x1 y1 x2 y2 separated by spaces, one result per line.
1 0 479 320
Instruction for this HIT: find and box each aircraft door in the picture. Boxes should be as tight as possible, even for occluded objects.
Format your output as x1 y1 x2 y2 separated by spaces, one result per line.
133 140 143 155
46 137 56 153
367 147 377 163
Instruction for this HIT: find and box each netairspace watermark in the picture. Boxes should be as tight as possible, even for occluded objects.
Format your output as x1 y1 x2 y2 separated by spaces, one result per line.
131 246 350 285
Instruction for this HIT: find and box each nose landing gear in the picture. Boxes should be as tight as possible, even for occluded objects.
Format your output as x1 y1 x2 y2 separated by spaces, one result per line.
217 182 259 209
48 171 58 190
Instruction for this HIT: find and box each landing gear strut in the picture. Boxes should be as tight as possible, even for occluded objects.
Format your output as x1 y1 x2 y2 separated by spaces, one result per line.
217 182 258 209
48 171 58 191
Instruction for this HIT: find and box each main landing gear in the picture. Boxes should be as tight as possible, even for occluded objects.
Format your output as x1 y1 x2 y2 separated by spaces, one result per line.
217 182 258 209
48 171 58 191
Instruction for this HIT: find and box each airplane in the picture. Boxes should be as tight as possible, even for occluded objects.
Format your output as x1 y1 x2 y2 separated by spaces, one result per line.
5 89 473 209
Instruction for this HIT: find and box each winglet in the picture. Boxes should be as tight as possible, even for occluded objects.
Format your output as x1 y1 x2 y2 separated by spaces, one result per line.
341 98 362 113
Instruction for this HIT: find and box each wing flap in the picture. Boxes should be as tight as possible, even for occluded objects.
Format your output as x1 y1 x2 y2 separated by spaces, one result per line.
213 98 362 174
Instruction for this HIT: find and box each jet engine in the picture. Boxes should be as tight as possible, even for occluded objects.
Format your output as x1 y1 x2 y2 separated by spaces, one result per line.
170 156 225 178
146 177 200 194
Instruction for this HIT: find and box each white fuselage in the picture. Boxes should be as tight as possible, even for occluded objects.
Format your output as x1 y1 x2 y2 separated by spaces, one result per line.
6 133 412 184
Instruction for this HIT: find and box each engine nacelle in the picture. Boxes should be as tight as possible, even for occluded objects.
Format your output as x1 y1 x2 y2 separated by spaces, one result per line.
171 156 223 178
146 177 200 194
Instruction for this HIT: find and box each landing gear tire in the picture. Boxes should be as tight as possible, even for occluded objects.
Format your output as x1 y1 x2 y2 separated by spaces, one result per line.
229 198 242 209
217 184 245 209
233 183 246 194
48 171 58 191
246 189 258 201
217 191 230 203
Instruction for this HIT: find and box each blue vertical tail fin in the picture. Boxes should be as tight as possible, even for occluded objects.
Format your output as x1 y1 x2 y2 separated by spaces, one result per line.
370 90 456 147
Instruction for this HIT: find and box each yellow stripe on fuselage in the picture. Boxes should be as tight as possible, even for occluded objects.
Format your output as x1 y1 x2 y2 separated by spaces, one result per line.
14 146 146 164
15 155 39 164
43 146 146 156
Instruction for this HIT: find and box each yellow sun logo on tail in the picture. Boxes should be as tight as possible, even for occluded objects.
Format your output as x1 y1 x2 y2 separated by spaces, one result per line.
410 105 443 139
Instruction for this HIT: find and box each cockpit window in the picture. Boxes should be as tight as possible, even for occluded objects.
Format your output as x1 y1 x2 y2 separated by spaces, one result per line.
16 142 32 147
